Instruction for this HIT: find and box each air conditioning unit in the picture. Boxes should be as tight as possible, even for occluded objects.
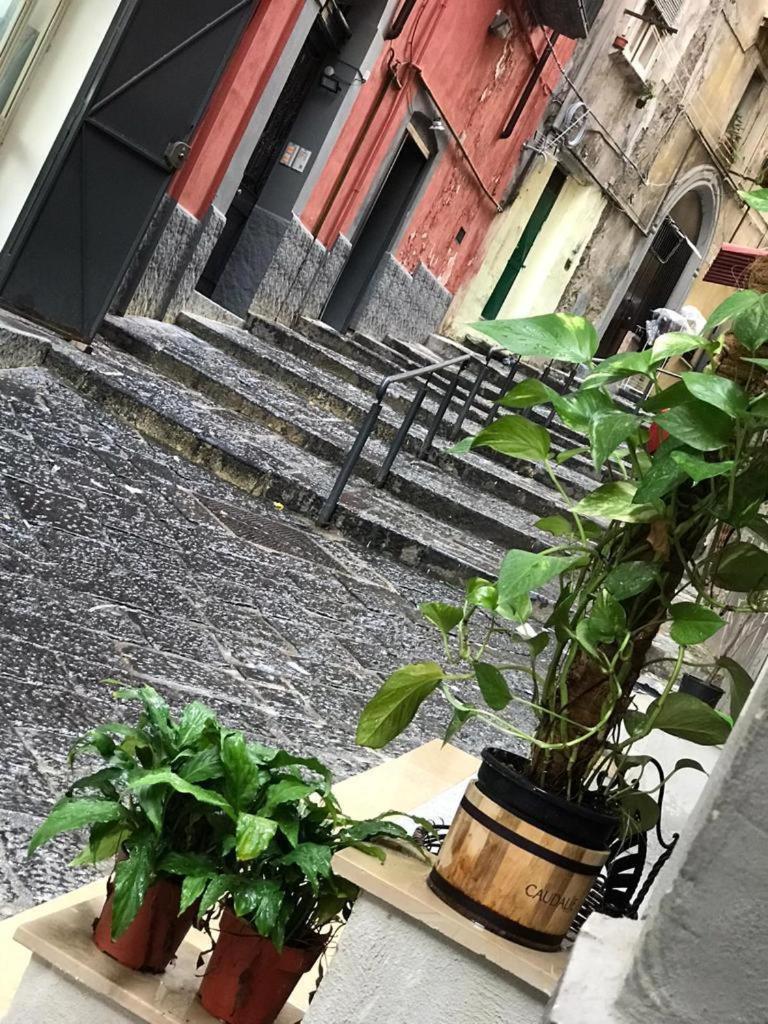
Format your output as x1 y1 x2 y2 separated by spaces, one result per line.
528 0 604 38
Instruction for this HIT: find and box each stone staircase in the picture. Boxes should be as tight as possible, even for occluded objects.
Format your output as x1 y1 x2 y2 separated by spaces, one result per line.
3 304 600 591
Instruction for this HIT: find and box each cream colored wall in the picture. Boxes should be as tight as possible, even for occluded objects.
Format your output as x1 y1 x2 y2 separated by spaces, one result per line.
442 157 605 340
0 0 121 250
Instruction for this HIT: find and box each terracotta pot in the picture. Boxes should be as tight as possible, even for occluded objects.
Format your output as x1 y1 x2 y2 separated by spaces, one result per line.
93 876 196 972
613 35 628 50
429 749 617 952
199 910 324 1024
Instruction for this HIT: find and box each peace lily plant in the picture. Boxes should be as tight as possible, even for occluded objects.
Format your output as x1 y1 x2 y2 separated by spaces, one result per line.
357 189 768 837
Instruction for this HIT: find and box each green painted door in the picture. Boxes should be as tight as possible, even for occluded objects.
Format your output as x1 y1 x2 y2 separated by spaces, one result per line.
482 168 566 320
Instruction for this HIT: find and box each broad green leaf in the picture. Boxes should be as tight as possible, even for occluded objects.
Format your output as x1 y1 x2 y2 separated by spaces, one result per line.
275 811 300 848
555 445 590 464
111 833 156 938
499 378 557 408
670 451 734 483
648 692 731 745
619 790 660 833
553 388 615 431
158 851 217 876
340 819 410 845
743 357 768 369
177 746 224 784
749 393 768 417
525 632 550 658
114 686 174 746
451 415 550 462
470 313 598 364
651 332 708 362
623 709 648 737
236 814 279 860
179 875 207 915
732 293 768 351
574 482 660 523
739 187 768 211
655 399 733 451
420 601 463 636
232 878 283 936
135 784 167 834
712 471 768 527
443 707 472 743
465 577 497 610
588 411 641 470
535 514 578 537
584 590 627 645
680 373 748 418
126 770 235 818
703 289 763 333
669 603 725 645
643 381 688 414
70 821 128 867
633 451 687 503
580 350 654 389
716 656 755 722
262 778 316 813
497 550 584 609
474 662 511 710
28 798 124 856
199 874 235 916
176 702 216 749
711 541 768 592
604 561 659 601
280 843 333 894
221 732 264 811
356 663 443 749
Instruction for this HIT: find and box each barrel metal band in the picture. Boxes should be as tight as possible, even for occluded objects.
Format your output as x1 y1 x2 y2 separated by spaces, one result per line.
459 795 598 876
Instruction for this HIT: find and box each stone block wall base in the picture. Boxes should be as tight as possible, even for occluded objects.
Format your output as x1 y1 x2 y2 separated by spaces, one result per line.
302 892 547 1024
351 255 452 344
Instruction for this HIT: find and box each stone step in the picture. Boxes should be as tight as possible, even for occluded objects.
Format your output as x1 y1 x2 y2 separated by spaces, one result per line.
99 316 569 541
44 337 513 583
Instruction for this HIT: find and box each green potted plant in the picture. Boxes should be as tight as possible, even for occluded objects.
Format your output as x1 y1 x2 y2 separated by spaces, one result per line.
28 685 239 971
194 741 420 1024
356 202 768 950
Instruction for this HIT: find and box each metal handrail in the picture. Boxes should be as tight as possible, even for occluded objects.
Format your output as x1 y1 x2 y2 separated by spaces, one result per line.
316 350 486 526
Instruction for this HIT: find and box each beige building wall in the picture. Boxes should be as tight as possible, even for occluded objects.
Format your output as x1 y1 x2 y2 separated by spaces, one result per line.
0 0 121 250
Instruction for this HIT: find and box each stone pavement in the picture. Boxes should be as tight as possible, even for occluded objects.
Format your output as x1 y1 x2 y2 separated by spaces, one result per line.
0 363 529 919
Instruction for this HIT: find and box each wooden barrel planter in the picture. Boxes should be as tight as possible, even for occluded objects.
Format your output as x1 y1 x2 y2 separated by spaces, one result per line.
429 748 616 952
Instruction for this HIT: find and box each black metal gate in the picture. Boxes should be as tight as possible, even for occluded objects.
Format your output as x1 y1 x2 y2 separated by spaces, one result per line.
0 0 259 340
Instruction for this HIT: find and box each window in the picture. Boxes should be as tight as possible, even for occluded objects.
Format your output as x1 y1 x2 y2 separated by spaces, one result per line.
625 15 662 81
0 0 65 130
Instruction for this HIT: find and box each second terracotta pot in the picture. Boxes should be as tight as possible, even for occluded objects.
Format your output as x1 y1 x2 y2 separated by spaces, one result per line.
199 910 324 1024
93 876 196 972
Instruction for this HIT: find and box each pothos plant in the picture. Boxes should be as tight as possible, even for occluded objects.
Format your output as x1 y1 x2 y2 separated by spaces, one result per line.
29 685 421 944
357 188 768 834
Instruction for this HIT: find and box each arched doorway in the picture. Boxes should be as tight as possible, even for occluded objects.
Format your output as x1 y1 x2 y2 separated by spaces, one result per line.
598 172 720 357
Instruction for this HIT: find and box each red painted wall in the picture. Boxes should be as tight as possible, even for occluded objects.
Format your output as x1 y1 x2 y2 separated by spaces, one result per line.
301 0 573 295
170 0 305 220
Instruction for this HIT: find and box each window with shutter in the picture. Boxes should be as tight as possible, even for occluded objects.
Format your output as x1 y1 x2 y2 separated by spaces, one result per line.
648 0 682 31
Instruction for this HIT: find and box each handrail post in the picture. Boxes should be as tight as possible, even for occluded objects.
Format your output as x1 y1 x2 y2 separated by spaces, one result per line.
317 400 383 525
483 354 521 427
544 362 577 426
417 365 465 459
375 377 431 486
448 355 489 441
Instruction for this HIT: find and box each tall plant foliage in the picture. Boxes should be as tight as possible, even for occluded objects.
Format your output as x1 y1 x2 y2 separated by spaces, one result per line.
358 194 768 832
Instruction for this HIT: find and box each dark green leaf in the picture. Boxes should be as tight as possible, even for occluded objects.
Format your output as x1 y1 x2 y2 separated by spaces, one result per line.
451 415 550 462
474 662 511 710
420 601 463 636
232 878 283 936
443 707 472 743
703 288 762 332
158 851 217 876
669 603 725 645
199 874 234 916
235 814 279 860
498 550 585 608
623 709 648 737
573 482 660 523
732 293 768 351
580 350 654 389
588 411 641 471
649 692 731 745
469 313 598 363
669 451 734 483
604 562 659 601
553 389 615 431
717 656 756 722
134 784 167 834
179 875 207 915
262 778 316 813
525 632 550 658
340 819 410 844
711 541 768 592
634 451 687 503
584 590 627 645
499 378 557 408
712 472 768 527
111 833 156 938
177 746 224 784
176 702 216 749
221 732 264 811
126 770 235 818
680 372 748 418
643 381 689 414
655 399 733 451
356 663 443 749
28 798 123 856
275 811 300 849
619 791 659 833
280 843 333 894
70 821 128 867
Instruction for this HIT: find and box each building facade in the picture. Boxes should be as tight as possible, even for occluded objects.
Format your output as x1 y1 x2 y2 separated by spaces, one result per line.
444 0 768 352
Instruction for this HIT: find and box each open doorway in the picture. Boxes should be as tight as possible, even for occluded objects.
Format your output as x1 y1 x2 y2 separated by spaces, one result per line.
599 189 704 357
322 121 434 332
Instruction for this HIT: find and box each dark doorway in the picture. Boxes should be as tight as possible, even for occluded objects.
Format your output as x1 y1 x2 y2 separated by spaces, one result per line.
599 190 703 357
322 131 431 332
198 19 340 298
0 0 259 340
482 167 566 320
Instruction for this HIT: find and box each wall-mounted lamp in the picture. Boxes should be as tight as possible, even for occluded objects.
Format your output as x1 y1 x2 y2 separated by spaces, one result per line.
319 65 342 93
430 118 446 133
489 11 513 38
